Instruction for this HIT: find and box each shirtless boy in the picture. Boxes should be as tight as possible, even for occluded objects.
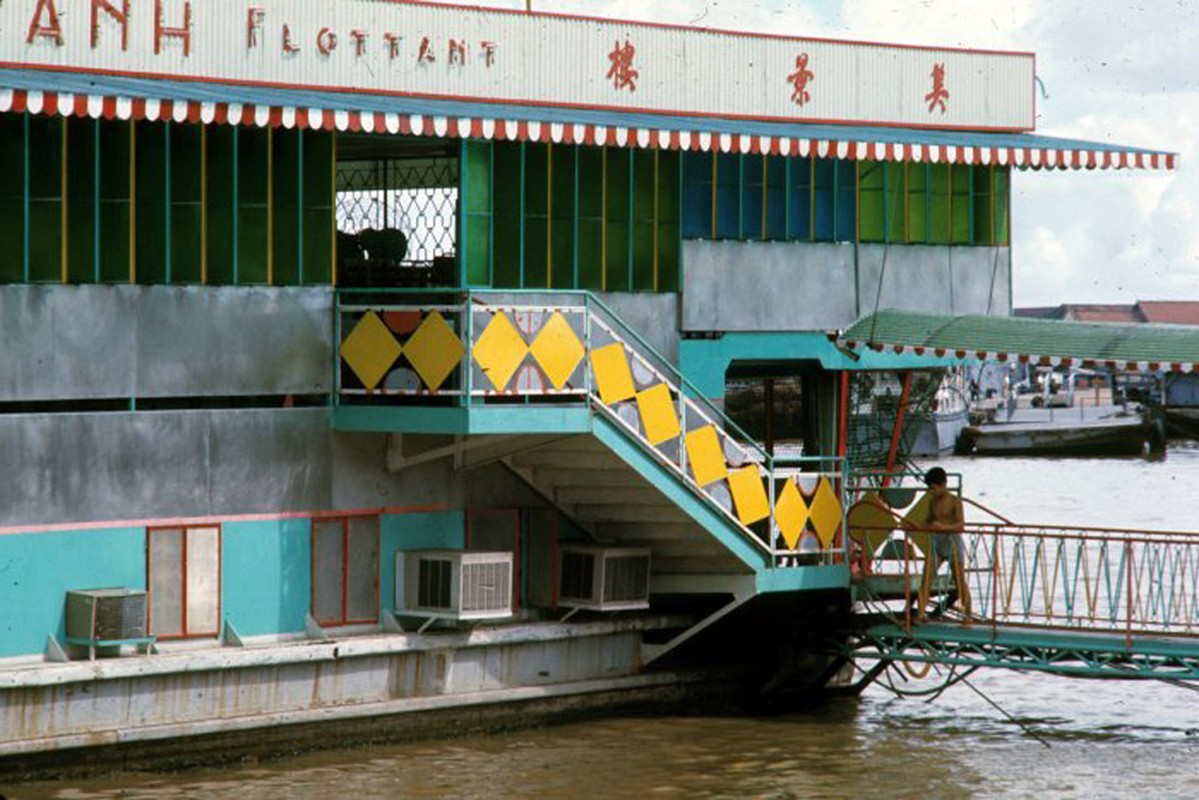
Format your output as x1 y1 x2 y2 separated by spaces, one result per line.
915 466 973 623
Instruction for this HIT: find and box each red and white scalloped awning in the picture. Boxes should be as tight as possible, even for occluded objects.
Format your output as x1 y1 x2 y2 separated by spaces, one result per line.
0 78 1178 171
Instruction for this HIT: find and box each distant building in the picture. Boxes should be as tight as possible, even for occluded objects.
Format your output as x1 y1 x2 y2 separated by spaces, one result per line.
1016 302 1199 325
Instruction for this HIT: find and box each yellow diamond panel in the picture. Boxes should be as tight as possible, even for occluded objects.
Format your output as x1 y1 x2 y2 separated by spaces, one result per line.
686 425 728 487
403 311 466 392
340 311 402 392
591 343 637 405
809 477 844 548
728 465 771 526
774 479 811 550
900 492 934 559
848 493 897 554
473 312 529 391
635 384 681 446
530 311 585 390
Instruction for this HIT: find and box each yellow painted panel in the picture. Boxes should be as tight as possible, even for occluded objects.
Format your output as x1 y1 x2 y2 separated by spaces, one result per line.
900 492 934 558
473 311 529 391
809 477 844 548
403 311 466 392
728 465 771 526
774 479 810 550
685 425 728 487
529 311 585 390
847 493 897 554
635 383 680 446
339 311 402 392
590 343 636 405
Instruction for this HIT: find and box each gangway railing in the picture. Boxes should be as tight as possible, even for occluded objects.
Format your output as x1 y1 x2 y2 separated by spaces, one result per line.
849 490 1199 641
334 288 848 567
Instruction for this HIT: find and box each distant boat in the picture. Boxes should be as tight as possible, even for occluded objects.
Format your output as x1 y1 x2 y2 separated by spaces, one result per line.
958 413 1161 458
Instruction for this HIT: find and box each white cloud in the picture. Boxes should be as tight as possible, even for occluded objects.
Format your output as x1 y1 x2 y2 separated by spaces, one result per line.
431 0 1196 307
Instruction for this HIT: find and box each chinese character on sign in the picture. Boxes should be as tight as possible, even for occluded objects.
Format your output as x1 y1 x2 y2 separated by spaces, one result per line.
787 52 814 106
925 62 949 114
481 40 497 68
448 38 467 66
606 39 639 92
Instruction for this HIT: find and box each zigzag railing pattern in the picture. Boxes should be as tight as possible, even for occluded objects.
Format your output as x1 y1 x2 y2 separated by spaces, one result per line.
335 288 848 564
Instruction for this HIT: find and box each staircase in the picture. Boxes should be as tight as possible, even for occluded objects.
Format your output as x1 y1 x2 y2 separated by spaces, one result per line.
334 288 850 599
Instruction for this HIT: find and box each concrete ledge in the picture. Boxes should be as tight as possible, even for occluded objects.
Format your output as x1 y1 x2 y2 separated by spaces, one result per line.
0 616 691 689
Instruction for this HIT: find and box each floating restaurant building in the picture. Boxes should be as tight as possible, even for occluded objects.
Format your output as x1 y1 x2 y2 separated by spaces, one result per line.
0 0 1176 769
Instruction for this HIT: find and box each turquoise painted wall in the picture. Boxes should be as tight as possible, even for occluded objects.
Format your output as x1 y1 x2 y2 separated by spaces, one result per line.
222 519 311 637
380 511 466 613
0 527 145 658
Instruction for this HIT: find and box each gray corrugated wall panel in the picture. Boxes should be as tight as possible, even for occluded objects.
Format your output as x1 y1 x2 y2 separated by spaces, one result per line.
135 286 333 398
0 286 137 401
681 240 858 332
0 286 332 402
0 409 335 527
682 241 1011 332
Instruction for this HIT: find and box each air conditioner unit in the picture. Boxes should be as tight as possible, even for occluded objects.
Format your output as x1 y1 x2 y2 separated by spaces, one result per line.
65 588 147 641
558 546 651 611
396 550 514 621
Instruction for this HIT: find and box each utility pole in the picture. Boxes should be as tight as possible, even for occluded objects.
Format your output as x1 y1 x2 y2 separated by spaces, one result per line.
526 0 532 10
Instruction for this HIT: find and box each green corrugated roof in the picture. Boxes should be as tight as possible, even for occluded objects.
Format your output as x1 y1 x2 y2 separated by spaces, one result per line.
841 310 1199 369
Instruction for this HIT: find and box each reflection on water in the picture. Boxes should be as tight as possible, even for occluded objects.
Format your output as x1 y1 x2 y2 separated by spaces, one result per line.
12 449 1199 799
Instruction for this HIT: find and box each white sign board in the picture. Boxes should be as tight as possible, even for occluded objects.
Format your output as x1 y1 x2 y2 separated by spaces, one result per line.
1 0 1036 131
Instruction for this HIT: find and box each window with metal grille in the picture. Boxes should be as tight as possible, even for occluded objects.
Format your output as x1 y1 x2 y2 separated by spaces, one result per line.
335 136 459 288
312 516 380 627
146 525 221 639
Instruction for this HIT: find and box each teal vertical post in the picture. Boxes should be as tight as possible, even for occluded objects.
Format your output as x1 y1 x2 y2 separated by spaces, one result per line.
488 141 495 286
22 113 29 282
297 128 305 284
519 142 526 288
462 288 473 407
232 126 239 284
164 123 172 283
784 155 792 241
93 118 101 283
572 143 580 289
831 156 838 242
458 139 467 286
626 148 634 289
882 160 889 245
738 153 745 240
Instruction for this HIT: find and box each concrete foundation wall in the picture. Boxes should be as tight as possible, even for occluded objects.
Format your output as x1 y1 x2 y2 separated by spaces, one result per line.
682 240 1011 332
0 622 677 759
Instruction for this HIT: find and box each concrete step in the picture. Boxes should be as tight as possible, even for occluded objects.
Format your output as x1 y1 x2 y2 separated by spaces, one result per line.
512 450 627 471
594 522 701 542
573 503 690 525
533 468 650 489
554 486 666 507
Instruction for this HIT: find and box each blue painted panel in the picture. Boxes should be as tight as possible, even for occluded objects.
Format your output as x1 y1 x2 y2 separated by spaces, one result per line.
379 511 466 612
0 527 145 658
681 151 712 239
222 519 310 637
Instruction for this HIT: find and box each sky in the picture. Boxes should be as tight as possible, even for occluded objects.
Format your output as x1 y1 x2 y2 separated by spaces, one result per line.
439 0 1198 309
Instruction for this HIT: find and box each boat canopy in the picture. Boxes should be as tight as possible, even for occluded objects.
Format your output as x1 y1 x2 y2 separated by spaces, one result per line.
839 310 1199 374
0 68 1176 171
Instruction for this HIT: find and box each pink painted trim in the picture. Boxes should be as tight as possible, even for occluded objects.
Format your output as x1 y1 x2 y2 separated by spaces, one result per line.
0 504 450 537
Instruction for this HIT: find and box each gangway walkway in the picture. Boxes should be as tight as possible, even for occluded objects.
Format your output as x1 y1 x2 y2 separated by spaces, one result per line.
846 509 1199 681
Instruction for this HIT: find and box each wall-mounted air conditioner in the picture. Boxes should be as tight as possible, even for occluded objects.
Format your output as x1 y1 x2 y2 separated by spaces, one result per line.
396 550 514 621
64 589 149 658
559 546 651 611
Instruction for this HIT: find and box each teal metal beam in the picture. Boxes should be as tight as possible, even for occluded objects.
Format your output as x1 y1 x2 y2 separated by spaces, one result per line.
849 620 1199 681
331 404 593 435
